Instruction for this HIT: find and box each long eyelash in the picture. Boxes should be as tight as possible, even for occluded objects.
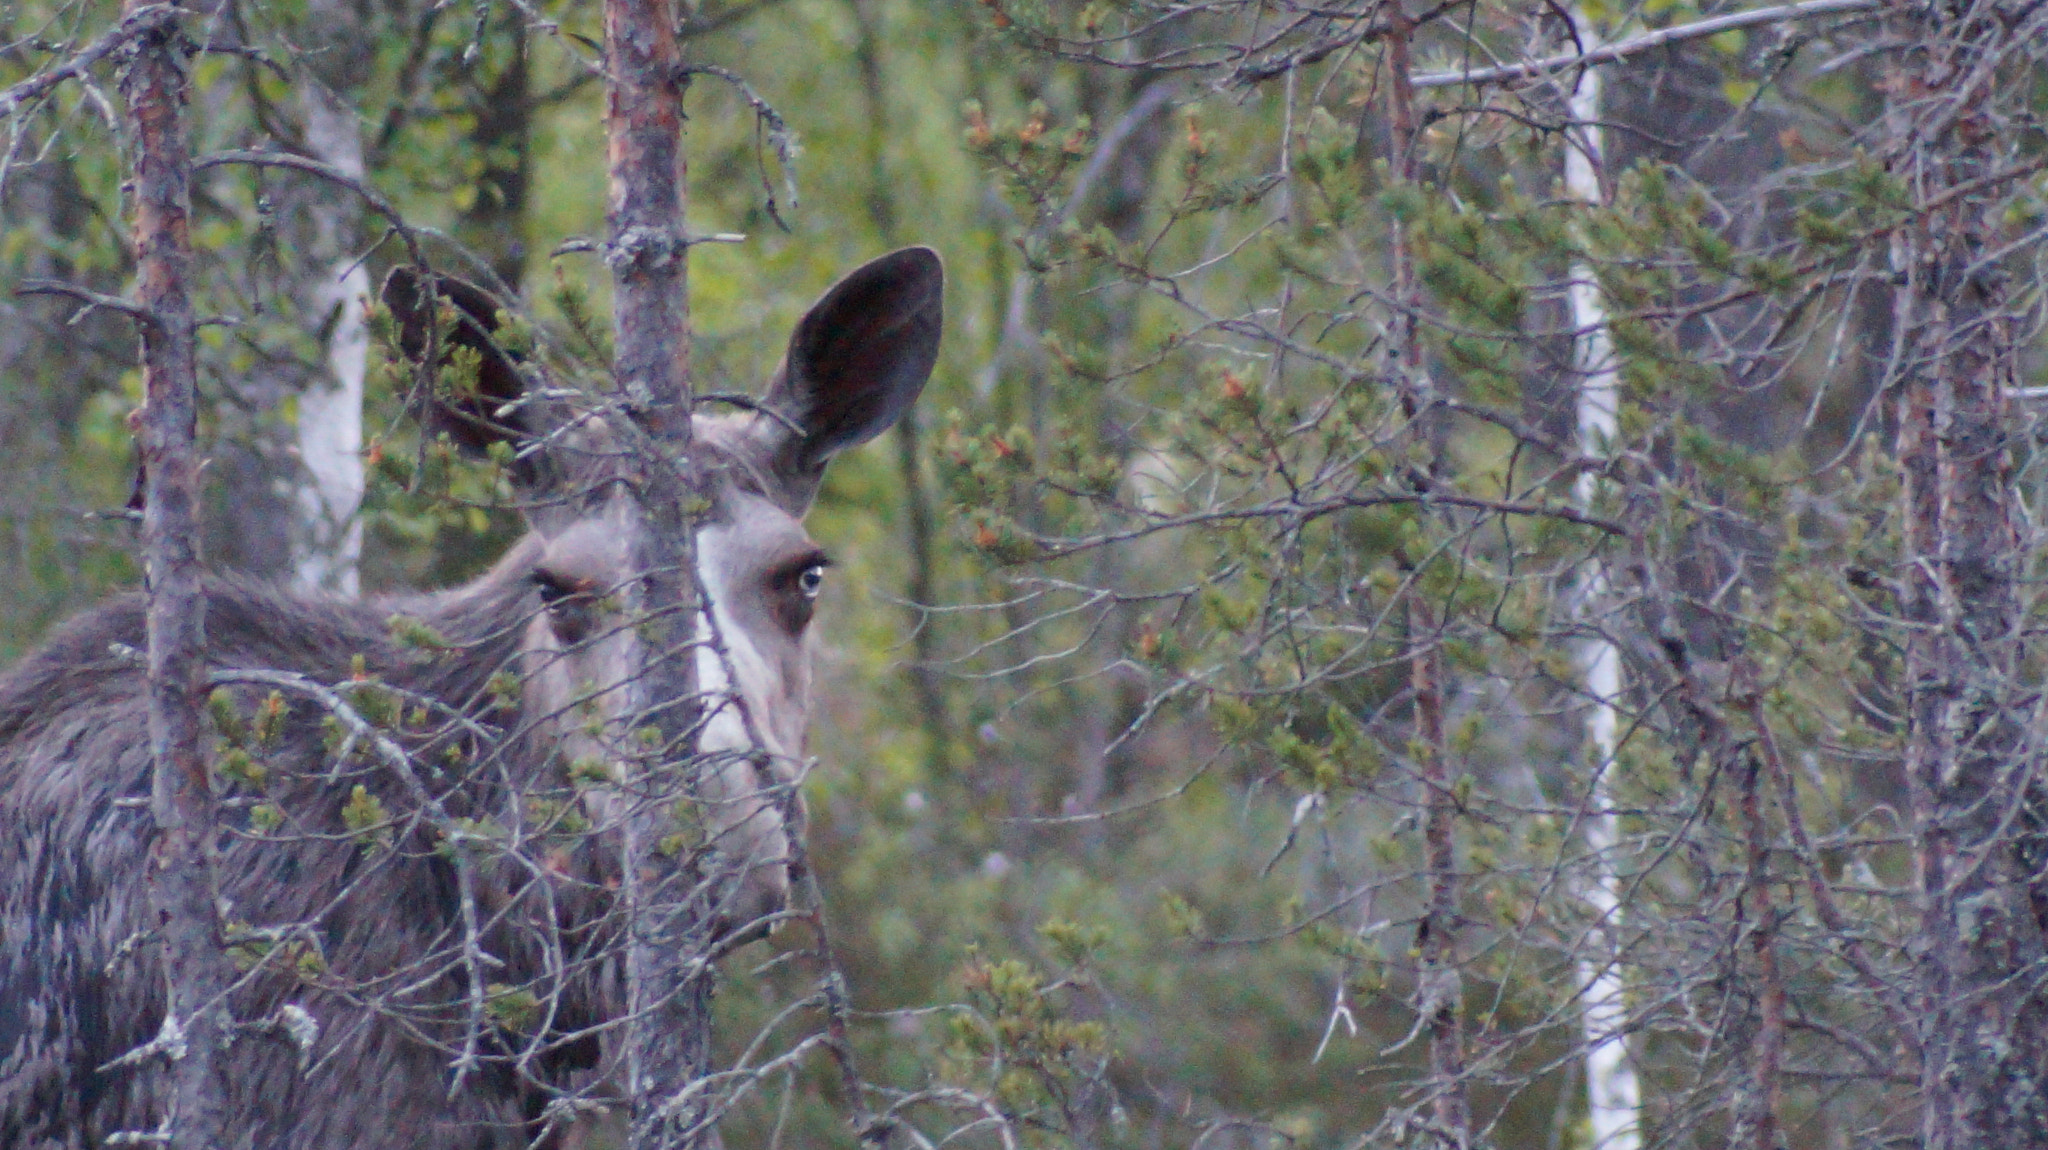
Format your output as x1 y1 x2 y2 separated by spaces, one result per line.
531 571 587 605
780 551 831 584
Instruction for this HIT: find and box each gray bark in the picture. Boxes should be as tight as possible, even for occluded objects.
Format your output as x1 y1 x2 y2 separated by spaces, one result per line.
602 0 713 1145
1890 4 2048 1146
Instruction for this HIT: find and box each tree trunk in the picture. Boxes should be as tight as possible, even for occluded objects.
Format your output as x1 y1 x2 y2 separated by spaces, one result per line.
1562 15 1642 1148
1383 6 1469 1141
604 0 712 1146
289 0 373 595
1891 5 2048 1146
122 4 235 1145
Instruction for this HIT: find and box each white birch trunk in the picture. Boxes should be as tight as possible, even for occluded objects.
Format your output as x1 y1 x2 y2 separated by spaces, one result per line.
290 82 367 596
1566 21 1642 1150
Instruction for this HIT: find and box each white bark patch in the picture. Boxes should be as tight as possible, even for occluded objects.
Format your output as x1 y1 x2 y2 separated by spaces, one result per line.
1565 31 1643 1150
292 262 368 595
291 83 368 595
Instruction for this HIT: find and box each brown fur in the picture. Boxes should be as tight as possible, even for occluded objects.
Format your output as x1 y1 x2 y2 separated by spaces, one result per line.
0 558 576 1147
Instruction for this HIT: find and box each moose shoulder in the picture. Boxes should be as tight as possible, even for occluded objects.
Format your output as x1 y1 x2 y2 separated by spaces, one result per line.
0 248 941 1148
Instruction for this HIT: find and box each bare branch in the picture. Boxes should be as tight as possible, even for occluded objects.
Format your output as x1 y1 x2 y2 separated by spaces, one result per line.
0 3 185 118
193 149 423 265
16 278 152 323
1409 0 1885 89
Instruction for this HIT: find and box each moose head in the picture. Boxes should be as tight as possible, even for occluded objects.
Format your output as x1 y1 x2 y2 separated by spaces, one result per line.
0 248 942 1148
385 246 942 934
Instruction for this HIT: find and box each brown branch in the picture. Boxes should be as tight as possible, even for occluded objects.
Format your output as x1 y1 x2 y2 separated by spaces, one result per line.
1916 155 2048 218
1749 697 1922 1066
0 2 184 117
1008 488 1629 566
1383 488 1629 537
1731 744 1786 1150
1229 0 1467 84
788 854 889 1146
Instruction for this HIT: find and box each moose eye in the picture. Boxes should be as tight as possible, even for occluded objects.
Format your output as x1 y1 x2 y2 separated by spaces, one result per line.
532 571 598 644
768 553 831 635
532 571 572 605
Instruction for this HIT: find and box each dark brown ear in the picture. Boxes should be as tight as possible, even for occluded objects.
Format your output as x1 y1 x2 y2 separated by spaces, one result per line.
756 247 942 510
380 267 529 456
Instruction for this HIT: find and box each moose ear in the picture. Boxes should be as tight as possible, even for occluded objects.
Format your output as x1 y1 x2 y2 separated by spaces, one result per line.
380 267 530 456
755 247 942 510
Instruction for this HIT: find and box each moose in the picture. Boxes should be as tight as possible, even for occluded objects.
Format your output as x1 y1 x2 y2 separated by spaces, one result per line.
0 247 942 1147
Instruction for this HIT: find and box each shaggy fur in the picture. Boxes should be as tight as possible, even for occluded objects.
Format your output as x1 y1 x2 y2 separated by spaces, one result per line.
0 547 614 1148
